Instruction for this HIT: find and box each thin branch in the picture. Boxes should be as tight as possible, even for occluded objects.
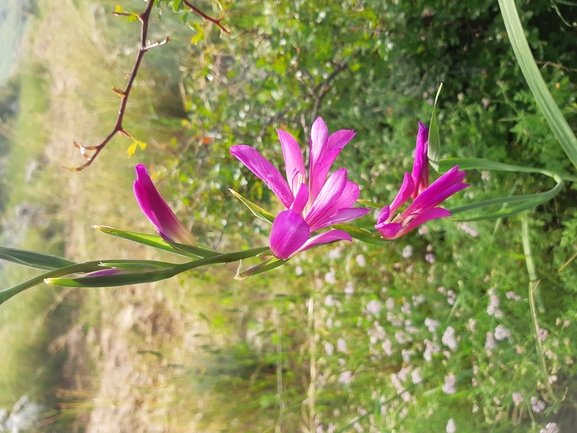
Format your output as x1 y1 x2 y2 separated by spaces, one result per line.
536 60 577 72
65 0 165 171
183 0 231 34
66 1 230 171
309 62 348 126
256 105 294 143
301 62 349 146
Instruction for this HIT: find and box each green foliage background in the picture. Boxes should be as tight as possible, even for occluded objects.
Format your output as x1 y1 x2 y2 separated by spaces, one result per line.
153 0 577 431
3 0 577 431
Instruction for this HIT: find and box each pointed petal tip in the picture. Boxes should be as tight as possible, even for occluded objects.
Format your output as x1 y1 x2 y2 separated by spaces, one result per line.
312 117 327 127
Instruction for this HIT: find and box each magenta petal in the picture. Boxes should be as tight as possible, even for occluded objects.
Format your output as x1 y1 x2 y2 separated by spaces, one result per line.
377 222 403 239
291 183 309 214
327 129 356 153
408 167 468 212
134 165 162 228
376 206 391 226
389 172 415 214
134 165 196 245
309 117 329 175
413 181 469 212
230 145 294 208
411 122 429 198
270 210 311 259
309 129 356 200
86 268 125 277
311 207 370 231
278 129 306 194
310 181 360 230
309 147 342 202
298 230 352 254
306 168 348 229
400 207 452 236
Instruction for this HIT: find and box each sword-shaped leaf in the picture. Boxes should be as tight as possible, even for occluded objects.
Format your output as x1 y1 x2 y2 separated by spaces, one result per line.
229 189 275 224
0 246 76 271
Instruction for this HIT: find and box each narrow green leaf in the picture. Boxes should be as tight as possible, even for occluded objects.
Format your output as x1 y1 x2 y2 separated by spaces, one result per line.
229 189 275 224
235 257 285 280
167 242 221 258
428 83 443 171
0 246 76 271
2 246 270 301
45 265 183 288
438 158 554 176
333 224 390 246
93 225 219 258
499 0 577 168
451 192 544 212
450 177 564 221
211 247 271 263
440 157 577 182
98 259 178 270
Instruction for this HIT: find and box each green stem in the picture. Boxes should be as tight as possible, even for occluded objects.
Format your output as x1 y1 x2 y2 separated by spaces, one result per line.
0 246 271 304
0 261 105 305
521 215 557 402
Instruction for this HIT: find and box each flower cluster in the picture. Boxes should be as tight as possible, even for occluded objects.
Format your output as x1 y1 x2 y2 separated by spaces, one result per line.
230 118 370 259
376 123 469 239
133 119 468 262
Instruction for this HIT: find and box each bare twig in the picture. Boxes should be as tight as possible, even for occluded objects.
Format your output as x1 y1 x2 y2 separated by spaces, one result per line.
66 0 229 171
65 0 164 171
183 0 231 34
301 62 348 146
256 105 294 143
309 62 348 126
536 60 577 72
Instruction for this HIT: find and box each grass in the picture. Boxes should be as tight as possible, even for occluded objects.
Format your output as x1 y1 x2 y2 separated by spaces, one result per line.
0 0 193 424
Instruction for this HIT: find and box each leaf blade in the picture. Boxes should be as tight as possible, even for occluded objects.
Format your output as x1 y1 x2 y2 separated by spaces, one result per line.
499 0 577 168
229 189 275 224
0 246 76 271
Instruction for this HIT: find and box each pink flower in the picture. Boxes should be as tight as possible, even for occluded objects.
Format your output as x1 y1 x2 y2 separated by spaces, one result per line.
133 164 196 245
376 122 469 239
231 118 369 259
